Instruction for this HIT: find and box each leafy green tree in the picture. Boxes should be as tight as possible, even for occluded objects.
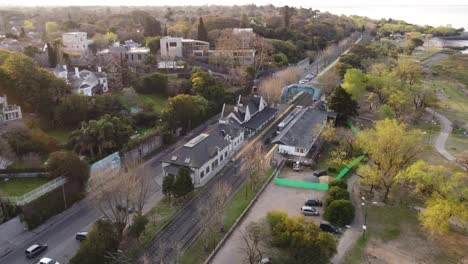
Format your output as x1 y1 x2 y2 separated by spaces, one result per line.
145 36 161 54
163 94 209 133
339 54 361 69
134 72 168 94
45 21 59 35
272 52 288 66
325 186 350 206
328 179 348 190
173 167 194 198
333 62 353 78
406 37 424 55
197 17 208 41
128 214 148 240
342 68 367 98
69 219 121 264
329 86 359 124
162 174 175 199
323 200 355 227
266 210 337 264
46 151 90 190
23 46 40 58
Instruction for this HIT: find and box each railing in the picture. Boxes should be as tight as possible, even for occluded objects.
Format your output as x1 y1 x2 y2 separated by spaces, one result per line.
2 176 67 206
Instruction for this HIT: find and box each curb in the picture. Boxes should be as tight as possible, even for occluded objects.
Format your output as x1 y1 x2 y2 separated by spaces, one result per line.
203 162 284 264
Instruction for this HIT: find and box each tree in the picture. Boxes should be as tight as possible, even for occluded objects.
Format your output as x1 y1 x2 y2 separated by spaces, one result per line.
266 210 337 264
456 151 468 171
394 58 423 86
163 94 209 133
46 151 90 191
173 167 194 198
324 200 355 227
162 174 175 199
240 221 268 264
325 186 350 206
23 46 40 58
134 72 168 94
45 21 59 35
197 17 208 41
145 36 161 54
240 143 268 191
272 52 288 66
69 219 121 264
328 179 348 190
342 68 367 98
406 37 424 55
128 214 148 240
318 70 341 98
357 119 425 201
397 161 468 234
329 86 359 124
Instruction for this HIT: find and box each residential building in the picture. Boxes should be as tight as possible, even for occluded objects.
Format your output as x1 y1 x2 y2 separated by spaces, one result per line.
220 95 277 137
98 41 150 67
160 36 210 60
208 49 256 66
51 65 108 96
126 47 150 66
272 107 328 157
161 123 244 187
62 32 92 55
0 95 22 123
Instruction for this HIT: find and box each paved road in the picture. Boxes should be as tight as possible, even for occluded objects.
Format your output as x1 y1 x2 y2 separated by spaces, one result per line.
0 116 220 264
425 108 457 162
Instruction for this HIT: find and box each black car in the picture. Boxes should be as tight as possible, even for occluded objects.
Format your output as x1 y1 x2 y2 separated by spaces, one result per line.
305 199 323 207
313 170 327 177
76 232 88 241
320 221 340 234
25 243 48 258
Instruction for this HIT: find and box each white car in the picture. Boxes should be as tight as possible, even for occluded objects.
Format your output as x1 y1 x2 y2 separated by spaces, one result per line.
301 206 320 216
36 257 60 264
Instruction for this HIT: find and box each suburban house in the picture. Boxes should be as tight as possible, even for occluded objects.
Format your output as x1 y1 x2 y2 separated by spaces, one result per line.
97 40 150 67
161 123 244 186
160 36 210 60
52 65 108 96
62 32 92 55
0 95 22 123
219 95 277 137
272 107 328 157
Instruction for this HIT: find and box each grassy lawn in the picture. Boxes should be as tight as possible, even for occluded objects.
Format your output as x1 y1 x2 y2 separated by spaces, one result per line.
345 205 464 264
402 47 442 61
432 54 468 86
0 177 49 196
446 131 468 156
138 94 168 112
179 168 275 264
45 128 73 145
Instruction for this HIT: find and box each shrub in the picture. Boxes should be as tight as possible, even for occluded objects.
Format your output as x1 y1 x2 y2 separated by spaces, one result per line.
328 179 348 190
134 72 168 94
325 186 350 206
46 151 90 190
173 167 194 198
129 214 149 239
323 200 355 227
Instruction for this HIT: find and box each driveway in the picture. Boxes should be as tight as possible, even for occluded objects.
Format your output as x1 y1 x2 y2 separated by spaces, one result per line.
211 169 326 264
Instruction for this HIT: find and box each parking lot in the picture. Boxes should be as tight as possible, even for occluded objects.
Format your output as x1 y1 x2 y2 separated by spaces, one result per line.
211 167 327 264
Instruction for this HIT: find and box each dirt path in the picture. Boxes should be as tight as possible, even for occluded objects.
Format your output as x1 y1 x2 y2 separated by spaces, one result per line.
331 174 364 264
425 108 457 163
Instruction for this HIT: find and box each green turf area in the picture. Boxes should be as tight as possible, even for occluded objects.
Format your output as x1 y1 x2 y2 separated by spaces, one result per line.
432 54 468 86
402 48 442 61
0 177 50 196
427 80 468 129
446 131 468 156
138 94 168 112
179 168 274 264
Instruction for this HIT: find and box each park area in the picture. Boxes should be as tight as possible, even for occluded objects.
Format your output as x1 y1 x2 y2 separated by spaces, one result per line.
0 177 49 196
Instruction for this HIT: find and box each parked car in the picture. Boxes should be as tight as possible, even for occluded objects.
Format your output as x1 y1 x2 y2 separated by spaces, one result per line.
320 221 340 234
25 243 47 259
293 161 302 171
305 199 323 207
259 257 271 264
75 232 88 241
35 257 60 264
313 169 327 177
300 206 320 216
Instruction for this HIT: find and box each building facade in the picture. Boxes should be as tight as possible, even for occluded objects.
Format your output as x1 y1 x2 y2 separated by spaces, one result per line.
62 32 92 55
160 36 210 60
51 65 108 96
0 95 22 123
161 123 244 187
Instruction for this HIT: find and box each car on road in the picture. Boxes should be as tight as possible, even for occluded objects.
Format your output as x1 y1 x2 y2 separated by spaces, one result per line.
25 243 48 259
300 206 320 216
313 169 327 177
320 221 340 234
35 257 60 264
305 199 323 207
76 231 88 241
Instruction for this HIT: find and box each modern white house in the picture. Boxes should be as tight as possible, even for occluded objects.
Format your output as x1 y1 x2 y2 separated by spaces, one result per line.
0 95 22 123
272 107 328 157
62 32 92 55
220 95 277 137
160 36 210 60
161 123 244 187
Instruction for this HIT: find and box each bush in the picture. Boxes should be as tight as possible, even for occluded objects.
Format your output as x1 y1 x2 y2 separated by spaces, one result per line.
328 179 348 190
173 167 194 198
132 109 159 128
70 219 121 264
325 186 350 206
46 151 89 189
323 200 355 227
134 72 168 94
129 214 149 239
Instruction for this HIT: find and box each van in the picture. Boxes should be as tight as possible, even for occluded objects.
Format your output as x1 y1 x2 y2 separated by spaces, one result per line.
25 243 47 259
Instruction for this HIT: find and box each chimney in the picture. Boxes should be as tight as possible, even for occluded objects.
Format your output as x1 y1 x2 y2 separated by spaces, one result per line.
98 66 102 72
74 67 79 77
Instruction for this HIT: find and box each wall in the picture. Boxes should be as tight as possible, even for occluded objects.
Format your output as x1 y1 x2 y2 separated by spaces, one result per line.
123 135 163 163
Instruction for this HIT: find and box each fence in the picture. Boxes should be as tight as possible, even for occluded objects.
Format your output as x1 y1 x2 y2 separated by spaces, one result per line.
3 176 67 206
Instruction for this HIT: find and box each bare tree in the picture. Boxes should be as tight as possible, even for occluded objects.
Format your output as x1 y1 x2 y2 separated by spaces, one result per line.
253 36 274 72
240 221 266 264
126 161 152 215
258 66 303 104
240 143 269 191
456 151 468 171
317 70 340 97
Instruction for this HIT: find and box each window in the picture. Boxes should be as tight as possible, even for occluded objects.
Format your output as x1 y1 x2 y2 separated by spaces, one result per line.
224 152 227 158
138 54 142 60
131 54 134 60
170 42 177 47
206 166 210 173
200 171 205 178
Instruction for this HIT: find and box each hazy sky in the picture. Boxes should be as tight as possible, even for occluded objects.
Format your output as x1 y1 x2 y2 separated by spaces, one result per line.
2 0 468 6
